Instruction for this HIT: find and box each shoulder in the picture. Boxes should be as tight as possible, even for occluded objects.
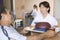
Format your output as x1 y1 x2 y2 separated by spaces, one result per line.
48 14 58 23
47 14 58 24
48 14 57 20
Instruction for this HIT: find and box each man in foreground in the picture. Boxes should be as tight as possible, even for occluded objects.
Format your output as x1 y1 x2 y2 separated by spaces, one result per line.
0 7 38 40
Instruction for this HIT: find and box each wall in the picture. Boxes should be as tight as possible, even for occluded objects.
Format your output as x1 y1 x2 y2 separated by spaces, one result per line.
0 0 3 6
15 0 25 18
3 0 11 11
54 0 60 20
15 0 54 18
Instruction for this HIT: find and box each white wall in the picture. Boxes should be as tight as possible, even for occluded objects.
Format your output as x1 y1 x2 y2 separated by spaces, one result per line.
54 0 60 19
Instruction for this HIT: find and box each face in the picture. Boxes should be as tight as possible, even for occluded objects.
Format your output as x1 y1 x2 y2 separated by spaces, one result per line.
1 10 12 26
40 5 49 14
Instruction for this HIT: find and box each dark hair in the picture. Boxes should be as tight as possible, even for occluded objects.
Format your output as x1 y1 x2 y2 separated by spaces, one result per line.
39 1 50 13
33 4 37 8
0 6 6 20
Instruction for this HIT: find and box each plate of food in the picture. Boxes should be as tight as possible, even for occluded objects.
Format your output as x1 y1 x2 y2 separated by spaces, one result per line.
24 27 45 33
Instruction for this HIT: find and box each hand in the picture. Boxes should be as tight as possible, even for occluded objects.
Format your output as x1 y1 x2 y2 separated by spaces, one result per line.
30 26 35 29
44 30 55 38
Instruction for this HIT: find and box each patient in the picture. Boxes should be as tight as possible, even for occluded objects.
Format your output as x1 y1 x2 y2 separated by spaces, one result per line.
0 7 38 40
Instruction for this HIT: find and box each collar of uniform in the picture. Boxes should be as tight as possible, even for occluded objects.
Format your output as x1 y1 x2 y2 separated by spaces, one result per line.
0 25 11 29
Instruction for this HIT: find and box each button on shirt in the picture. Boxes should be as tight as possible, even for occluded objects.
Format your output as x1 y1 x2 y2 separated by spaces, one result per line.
31 14 58 27
0 26 27 40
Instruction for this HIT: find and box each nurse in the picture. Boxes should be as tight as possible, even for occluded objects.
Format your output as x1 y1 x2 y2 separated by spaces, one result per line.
31 1 58 39
31 1 58 28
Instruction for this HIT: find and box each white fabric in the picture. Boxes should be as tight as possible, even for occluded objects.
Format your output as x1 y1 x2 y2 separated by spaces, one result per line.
0 26 27 40
31 14 58 27
31 9 41 18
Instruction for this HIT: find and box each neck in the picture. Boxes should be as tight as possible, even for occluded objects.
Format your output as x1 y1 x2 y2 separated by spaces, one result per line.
0 22 10 27
0 24 10 27
42 12 48 18
0 20 11 27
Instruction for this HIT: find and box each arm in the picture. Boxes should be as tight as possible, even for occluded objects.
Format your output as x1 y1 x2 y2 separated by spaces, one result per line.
27 35 39 40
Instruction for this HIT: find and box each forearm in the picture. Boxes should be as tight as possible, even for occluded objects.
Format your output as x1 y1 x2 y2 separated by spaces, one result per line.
26 34 44 40
26 35 38 40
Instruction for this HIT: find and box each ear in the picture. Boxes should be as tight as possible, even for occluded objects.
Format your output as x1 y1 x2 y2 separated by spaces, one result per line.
0 13 4 20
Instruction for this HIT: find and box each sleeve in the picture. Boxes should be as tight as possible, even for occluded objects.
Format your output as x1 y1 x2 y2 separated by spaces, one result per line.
51 17 58 27
53 18 58 26
31 17 37 26
9 27 27 40
31 10 37 18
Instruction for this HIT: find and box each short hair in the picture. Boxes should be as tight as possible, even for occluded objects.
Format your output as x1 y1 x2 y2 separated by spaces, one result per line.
33 4 37 8
39 1 50 13
0 6 7 20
